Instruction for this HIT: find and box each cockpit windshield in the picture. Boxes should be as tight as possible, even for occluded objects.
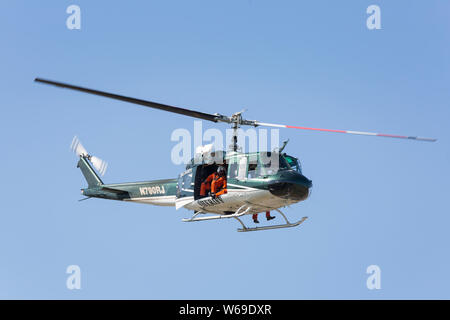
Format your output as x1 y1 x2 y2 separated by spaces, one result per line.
284 154 302 173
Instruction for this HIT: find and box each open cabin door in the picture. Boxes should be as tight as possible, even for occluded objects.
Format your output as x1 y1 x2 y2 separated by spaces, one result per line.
193 163 219 200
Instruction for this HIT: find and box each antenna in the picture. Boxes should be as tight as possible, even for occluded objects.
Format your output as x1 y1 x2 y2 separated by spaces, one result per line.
278 139 289 153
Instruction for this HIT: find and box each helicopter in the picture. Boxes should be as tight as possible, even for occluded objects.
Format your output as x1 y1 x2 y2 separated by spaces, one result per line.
35 78 437 232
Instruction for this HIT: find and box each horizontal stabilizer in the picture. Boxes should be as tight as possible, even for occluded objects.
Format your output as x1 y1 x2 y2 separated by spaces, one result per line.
101 186 128 195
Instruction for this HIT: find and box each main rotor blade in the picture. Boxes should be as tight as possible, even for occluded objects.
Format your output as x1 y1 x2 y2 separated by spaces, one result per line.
256 122 437 142
34 78 220 122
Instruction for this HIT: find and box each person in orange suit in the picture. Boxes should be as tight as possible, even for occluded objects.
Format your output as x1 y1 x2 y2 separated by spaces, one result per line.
200 170 216 197
252 211 275 224
211 166 227 198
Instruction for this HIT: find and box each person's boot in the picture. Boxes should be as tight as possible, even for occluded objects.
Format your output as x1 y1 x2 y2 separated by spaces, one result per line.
253 219 259 224
266 215 276 221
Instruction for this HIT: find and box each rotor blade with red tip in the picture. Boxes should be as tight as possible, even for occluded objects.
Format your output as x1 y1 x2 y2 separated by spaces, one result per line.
255 122 437 142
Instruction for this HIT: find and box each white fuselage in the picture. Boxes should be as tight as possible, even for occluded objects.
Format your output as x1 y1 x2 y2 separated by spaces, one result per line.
124 185 304 215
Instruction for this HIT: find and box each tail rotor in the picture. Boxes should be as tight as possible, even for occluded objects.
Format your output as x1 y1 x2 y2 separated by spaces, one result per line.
70 136 108 176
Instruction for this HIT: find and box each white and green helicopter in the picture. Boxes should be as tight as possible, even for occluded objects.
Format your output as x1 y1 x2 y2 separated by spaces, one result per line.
35 78 436 232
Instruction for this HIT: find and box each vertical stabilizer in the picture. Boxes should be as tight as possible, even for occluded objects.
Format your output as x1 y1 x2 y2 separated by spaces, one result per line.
77 156 103 187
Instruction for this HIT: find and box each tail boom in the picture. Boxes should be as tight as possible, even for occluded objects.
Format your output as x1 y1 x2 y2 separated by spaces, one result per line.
77 157 177 206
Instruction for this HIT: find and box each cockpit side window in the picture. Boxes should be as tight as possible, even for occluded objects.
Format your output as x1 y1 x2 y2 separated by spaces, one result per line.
227 155 247 180
237 156 248 180
248 163 258 178
227 153 296 181
256 153 289 176
227 162 239 179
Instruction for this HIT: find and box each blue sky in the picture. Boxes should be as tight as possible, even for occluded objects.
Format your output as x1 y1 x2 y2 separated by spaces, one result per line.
1 1 449 299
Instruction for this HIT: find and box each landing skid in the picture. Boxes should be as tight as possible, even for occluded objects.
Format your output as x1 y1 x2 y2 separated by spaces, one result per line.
236 209 307 232
182 206 308 232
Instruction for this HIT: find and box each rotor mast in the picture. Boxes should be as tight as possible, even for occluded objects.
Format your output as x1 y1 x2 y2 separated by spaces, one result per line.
212 110 259 152
229 111 245 152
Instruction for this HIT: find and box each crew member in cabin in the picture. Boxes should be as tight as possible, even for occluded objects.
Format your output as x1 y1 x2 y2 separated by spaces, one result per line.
252 211 276 224
200 170 216 198
211 166 227 198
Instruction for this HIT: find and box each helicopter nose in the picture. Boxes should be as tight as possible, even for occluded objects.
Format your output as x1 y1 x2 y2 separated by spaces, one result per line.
268 175 312 201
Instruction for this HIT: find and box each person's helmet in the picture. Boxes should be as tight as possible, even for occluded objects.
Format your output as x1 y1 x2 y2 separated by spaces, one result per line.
217 166 226 176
